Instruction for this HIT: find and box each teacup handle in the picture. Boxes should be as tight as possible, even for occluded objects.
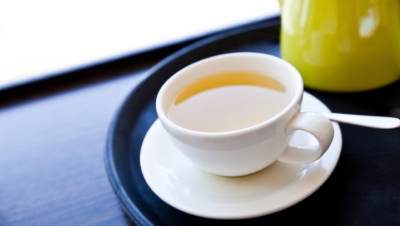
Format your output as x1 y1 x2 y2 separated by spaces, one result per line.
279 112 334 164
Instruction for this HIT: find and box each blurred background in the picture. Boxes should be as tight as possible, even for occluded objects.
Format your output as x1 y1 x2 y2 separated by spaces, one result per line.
0 0 280 90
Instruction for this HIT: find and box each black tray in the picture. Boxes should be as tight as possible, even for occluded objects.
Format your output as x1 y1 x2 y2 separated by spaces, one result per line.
105 19 400 225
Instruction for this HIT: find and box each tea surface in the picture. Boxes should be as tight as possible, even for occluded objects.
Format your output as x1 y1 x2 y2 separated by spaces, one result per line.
168 71 292 132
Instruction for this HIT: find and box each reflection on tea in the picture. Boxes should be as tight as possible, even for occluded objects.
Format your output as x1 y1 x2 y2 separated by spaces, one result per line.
167 70 292 132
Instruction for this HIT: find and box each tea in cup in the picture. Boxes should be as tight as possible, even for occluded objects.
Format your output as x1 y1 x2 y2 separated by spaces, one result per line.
156 52 334 176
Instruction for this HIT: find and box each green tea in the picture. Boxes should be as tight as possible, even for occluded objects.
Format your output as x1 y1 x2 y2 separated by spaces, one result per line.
167 70 292 132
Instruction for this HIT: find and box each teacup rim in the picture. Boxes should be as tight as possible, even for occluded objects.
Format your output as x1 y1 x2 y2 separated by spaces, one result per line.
156 52 304 137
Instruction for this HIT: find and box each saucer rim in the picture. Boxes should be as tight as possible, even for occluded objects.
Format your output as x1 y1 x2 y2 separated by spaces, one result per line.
140 92 342 219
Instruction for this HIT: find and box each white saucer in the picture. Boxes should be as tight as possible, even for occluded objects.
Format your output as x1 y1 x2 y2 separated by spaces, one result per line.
140 92 342 220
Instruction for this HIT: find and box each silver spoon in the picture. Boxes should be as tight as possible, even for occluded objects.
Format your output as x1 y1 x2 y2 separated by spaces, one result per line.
318 112 400 129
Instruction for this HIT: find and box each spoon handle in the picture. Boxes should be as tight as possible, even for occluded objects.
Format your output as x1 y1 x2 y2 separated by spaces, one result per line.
320 113 400 129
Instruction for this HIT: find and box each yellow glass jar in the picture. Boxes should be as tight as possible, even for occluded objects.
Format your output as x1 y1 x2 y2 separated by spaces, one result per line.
280 0 400 92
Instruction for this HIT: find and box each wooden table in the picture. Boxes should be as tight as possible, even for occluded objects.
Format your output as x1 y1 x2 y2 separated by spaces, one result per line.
1 21 400 225
0 54 166 225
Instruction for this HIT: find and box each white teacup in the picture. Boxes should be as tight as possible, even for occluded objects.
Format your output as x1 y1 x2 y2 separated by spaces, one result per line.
156 52 334 177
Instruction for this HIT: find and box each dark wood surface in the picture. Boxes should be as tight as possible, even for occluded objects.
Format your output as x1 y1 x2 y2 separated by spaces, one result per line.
0 19 276 226
1 19 400 225
0 19 283 226
0 56 161 225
